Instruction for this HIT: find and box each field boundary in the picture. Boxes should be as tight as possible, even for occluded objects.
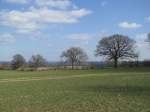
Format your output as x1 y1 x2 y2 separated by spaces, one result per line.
0 74 97 83
0 72 149 83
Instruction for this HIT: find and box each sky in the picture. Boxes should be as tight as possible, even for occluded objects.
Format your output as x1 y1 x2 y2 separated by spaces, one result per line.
0 0 150 61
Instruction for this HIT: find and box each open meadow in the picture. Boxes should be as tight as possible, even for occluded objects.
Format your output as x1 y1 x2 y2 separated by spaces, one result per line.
1 0 150 111
0 68 150 112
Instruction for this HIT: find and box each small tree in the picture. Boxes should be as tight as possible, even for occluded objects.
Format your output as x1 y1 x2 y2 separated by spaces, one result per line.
29 55 47 68
95 34 136 68
11 54 26 70
61 47 88 69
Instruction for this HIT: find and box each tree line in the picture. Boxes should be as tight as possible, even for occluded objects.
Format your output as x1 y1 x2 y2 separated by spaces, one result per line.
10 33 150 70
11 54 47 70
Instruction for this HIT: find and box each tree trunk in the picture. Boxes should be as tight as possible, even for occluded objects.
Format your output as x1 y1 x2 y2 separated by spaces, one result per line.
114 58 118 68
71 61 74 70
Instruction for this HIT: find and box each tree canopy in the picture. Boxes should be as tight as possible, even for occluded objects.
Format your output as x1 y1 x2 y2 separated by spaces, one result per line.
61 47 88 69
95 34 136 68
11 54 26 70
29 55 47 68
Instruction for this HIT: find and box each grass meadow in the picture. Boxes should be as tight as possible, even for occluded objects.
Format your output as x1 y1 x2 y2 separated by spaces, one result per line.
0 68 150 112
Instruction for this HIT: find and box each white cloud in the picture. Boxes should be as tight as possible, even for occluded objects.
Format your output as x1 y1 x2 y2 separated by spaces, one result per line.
66 31 107 41
0 33 15 43
4 0 77 10
0 0 91 33
66 34 95 41
0 10 42 33
135 33 150 60
4 0 28 4
148 16 150 21
101 1 108 7
35 0 72 9
47 43 53 48
0 8 91 33
135 33 147 46
119 21 142 29
97 31 107 38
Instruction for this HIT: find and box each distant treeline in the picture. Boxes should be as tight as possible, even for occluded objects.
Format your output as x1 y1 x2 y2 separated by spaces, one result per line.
0 60 150 71
0 33 150 70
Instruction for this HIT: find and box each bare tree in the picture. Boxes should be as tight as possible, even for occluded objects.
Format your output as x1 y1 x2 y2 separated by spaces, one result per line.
61 47 88 69
95 34 136 68
29 55 47 68
11 54 26 70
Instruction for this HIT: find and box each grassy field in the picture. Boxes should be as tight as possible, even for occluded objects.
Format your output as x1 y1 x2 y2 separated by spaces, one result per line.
0 68 150 112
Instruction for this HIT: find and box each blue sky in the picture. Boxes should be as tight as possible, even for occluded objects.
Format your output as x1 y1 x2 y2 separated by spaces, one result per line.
0 0 150 61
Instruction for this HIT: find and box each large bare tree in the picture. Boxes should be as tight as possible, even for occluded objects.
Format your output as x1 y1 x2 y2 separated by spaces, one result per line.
95 34 136 68
61 47 88 69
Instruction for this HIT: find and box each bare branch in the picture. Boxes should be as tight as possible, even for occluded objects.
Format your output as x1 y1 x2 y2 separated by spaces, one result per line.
95 34 136 68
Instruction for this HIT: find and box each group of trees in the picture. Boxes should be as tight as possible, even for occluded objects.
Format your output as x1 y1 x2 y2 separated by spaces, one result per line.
11 33 150 70
11 54 46 70
62 33 150 69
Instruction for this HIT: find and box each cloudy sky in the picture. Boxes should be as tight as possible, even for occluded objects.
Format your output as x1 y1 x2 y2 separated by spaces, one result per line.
0 0 150 61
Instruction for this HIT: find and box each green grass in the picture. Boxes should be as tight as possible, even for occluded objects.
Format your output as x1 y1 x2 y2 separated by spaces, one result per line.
0 68 150 112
